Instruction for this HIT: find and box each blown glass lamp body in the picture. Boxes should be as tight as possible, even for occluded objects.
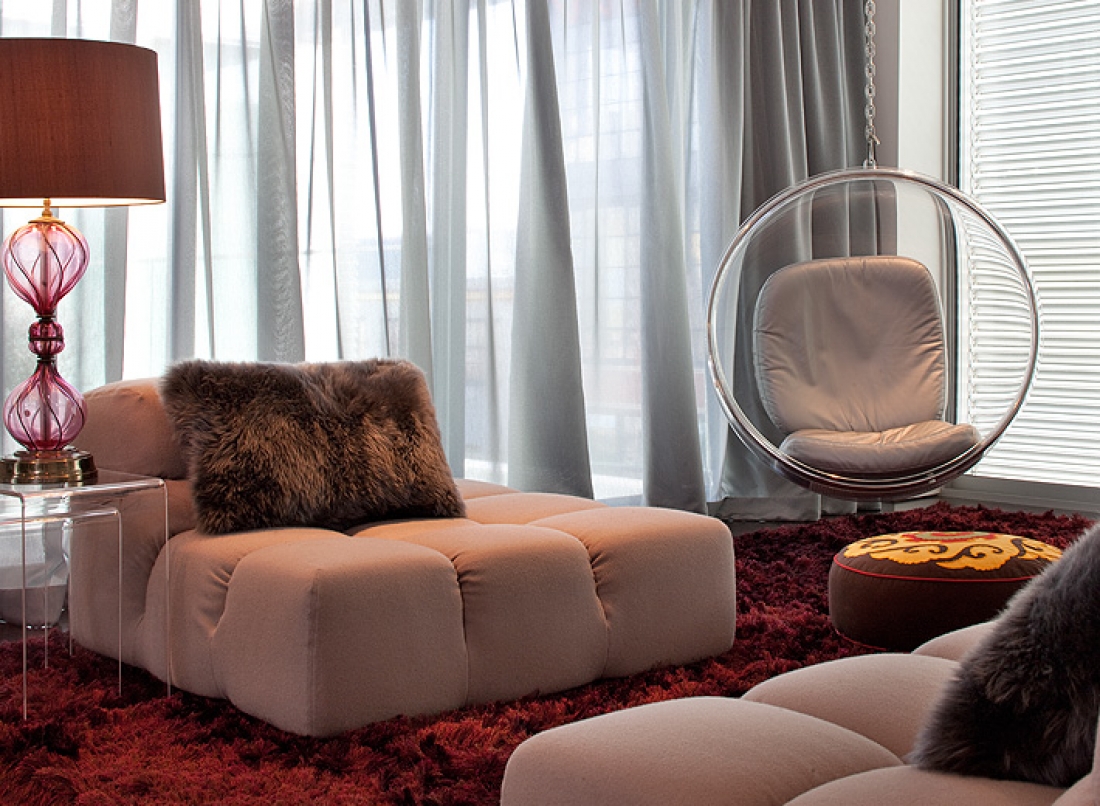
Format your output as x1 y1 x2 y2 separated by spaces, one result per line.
0 210 96 482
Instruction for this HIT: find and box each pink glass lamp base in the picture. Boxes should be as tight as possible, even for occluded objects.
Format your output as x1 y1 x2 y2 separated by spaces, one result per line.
0 363 96 483
0 209 98 485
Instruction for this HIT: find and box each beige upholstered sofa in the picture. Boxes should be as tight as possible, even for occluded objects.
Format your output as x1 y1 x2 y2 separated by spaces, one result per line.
66 377 736 738
501 622 1098 805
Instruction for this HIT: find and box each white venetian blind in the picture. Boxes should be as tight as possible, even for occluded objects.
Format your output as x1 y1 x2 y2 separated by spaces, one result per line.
959 0 1100 487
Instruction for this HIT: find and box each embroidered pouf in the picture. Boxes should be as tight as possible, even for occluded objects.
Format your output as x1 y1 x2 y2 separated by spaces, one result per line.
828 531 1062 650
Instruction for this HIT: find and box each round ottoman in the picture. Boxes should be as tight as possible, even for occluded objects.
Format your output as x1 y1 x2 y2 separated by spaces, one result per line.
828 531 1062 651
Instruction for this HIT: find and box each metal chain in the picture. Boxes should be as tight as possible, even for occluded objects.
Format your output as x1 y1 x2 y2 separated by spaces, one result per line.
863 0 879 168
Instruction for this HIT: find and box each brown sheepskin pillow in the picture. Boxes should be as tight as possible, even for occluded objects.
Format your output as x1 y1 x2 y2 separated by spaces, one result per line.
160 359 465 534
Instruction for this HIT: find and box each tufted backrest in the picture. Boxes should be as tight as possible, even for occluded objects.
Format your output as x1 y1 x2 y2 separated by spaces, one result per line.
73 377 196 536
76 377 188 480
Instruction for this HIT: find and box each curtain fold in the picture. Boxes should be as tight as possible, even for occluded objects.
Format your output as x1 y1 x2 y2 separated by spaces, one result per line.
395 0 432 374
697 0 748 512
101 1 140 381
308 0 343 358
706 0 867 520
636 2 705 513
0 0 867 518
169 0 205 362
428 0 471 470
256 0 305 362
507 0 593 497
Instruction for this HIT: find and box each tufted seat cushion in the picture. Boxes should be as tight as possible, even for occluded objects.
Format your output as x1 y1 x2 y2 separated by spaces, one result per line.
743 653 960 758
501 697 903 806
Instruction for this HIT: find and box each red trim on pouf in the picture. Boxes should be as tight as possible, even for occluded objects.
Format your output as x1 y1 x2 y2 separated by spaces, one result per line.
831 564 1040 584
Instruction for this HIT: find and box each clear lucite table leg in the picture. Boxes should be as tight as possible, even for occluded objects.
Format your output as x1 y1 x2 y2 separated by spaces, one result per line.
2 472 167 719
18 505 122 718
1 470 165 716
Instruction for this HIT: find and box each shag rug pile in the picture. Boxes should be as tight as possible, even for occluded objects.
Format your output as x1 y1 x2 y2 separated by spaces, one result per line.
0 502 1092 804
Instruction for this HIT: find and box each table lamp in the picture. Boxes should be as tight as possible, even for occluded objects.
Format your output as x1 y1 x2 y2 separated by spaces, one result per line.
0 38 165 484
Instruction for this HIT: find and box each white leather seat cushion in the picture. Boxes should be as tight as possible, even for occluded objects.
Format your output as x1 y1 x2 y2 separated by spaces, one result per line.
780 419 981 475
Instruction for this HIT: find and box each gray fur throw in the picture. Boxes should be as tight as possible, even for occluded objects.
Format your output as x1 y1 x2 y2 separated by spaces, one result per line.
160 359 465 534
910 522 1100 787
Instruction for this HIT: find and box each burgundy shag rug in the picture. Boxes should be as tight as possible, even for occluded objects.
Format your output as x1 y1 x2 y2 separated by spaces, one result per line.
0 503 1092 805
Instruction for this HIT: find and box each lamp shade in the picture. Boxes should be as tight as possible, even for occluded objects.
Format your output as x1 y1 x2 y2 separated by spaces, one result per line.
0 38 165 207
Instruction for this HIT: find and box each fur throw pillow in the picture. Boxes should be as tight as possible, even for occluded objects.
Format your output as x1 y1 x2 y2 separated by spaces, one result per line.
909 522 1100 787
160 359 465 534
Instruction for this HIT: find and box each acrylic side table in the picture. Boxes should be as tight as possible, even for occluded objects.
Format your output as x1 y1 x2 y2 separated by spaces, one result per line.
0 470 168 718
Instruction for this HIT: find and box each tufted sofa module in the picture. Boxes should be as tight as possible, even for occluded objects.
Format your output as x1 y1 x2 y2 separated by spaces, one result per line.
500 623 1098 805
503 520 1100 804
66 374 736 737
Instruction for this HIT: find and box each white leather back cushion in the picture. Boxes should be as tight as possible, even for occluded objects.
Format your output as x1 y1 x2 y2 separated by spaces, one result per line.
754 256 947 435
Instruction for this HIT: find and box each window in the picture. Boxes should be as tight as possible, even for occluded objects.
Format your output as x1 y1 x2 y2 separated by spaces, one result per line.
958 0 1100 489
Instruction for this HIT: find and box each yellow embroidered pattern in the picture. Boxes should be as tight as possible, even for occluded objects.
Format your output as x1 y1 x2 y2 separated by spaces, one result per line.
842 531 1062 572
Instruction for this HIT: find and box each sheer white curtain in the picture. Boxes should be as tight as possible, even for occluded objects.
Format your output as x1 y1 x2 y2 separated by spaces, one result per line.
0 0 865 517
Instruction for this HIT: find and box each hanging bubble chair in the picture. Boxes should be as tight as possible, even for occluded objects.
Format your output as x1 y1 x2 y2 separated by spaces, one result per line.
705 0 1038 503
706 165 1039 502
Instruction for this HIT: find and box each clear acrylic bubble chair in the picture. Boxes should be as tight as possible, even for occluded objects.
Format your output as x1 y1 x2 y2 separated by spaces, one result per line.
706 167 1039 501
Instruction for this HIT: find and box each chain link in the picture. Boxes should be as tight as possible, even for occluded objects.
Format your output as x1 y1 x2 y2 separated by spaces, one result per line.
863 0 879 168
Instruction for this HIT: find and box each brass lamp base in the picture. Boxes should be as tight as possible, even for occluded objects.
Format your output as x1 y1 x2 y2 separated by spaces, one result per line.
0 449 97 485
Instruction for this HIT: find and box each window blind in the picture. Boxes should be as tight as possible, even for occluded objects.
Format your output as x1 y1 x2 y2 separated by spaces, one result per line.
959 0 1100 487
